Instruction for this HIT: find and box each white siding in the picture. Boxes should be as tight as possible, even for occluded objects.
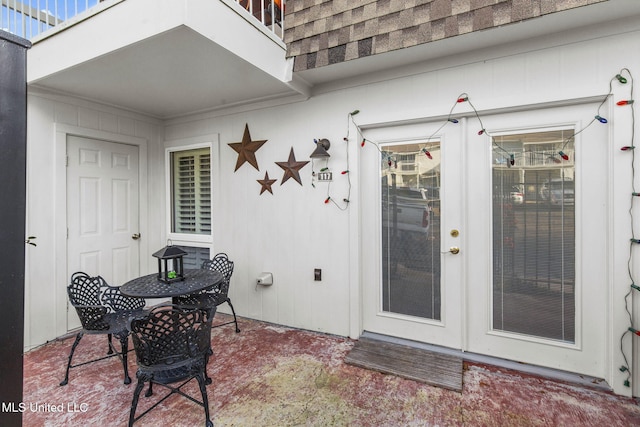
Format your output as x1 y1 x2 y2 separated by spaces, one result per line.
24 17 640 397
24 90 163 349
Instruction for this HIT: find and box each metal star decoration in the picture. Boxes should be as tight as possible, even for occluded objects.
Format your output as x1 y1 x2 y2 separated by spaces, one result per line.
276 147 310 186
257 171 277 195
228 124 267 171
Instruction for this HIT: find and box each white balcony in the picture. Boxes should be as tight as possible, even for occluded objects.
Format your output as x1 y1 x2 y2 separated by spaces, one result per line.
16 0 307 119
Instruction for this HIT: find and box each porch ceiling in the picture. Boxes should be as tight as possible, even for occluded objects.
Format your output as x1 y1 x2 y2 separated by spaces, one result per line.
28 25 298 119
26 0 304 120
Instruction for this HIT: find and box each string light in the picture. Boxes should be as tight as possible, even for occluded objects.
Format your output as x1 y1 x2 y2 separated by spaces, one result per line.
617 67 635 388
316 111 357 210
348 69 637 389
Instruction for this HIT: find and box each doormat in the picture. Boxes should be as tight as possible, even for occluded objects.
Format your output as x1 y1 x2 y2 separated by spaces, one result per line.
345 336 463 392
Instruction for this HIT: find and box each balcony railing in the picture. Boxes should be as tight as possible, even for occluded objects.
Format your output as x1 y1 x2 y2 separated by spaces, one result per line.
1 0 285 41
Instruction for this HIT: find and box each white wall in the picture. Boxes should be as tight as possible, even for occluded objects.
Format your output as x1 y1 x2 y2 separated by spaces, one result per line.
164 91 356 337
24 89 163 349
162 22 640 397
24 16 640 396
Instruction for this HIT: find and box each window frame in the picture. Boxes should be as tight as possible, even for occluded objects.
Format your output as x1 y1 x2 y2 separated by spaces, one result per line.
165 142 213 246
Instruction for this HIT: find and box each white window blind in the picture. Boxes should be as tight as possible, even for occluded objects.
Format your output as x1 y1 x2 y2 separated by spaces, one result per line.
171 148 211 235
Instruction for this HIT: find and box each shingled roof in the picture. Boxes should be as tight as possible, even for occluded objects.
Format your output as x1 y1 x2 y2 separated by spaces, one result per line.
284 0 605 72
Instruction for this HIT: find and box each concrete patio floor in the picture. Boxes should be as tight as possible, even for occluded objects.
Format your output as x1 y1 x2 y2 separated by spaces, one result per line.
23 314 640 426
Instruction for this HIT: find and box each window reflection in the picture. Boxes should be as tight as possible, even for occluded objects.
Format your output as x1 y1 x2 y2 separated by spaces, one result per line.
381 142 441 320
492 130 575 342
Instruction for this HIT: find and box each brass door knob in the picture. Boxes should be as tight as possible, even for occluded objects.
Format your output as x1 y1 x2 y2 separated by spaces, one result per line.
132 233 141 240
449 247 460 255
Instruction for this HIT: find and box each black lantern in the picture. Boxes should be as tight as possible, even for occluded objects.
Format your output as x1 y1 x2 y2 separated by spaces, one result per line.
152 243 188 283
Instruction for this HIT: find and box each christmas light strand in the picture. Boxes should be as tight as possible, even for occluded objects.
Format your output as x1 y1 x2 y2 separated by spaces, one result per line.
346 69 637 388
616 67 636 388
311 111 358 210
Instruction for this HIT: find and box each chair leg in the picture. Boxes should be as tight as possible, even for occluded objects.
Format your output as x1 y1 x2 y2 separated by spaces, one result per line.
195 372 213 427
128 379 146 427
59 332 84 386
107 333 114 355
145 381 154 397
226 299 240 333
119 334 132 385
204 348 213 385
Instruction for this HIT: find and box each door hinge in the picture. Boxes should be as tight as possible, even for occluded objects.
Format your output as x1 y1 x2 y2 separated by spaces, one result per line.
66 156 69 167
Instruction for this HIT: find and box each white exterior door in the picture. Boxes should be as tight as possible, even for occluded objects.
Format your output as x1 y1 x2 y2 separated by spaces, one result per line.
361 101 608 378
66 136 140 331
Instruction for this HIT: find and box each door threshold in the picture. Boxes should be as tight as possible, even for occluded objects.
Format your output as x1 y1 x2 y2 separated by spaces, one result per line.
361 331 612 392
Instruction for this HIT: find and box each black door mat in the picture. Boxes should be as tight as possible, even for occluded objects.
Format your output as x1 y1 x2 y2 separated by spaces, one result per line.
345 336 463 392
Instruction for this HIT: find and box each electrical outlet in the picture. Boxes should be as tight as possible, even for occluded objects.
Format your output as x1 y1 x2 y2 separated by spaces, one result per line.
314 268 322 281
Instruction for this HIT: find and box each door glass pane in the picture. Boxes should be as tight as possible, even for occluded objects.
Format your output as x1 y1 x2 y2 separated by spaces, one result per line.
492 130 575 342
381 142 441 320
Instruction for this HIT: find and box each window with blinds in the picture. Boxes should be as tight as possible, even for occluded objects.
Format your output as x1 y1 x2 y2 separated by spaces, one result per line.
170 148 211 235
492 129 575 342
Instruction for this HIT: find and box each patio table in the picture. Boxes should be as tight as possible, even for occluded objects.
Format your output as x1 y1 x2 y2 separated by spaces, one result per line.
120 269 224 299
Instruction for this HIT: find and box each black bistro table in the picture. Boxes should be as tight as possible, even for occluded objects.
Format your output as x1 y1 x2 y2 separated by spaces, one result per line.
120 269 224 299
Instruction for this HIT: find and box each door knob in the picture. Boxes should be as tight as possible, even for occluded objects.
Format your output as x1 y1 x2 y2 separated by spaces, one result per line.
132 233 141 240
449 247 460 255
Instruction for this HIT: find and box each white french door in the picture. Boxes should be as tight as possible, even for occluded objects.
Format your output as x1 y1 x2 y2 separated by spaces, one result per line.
66 136 141 331
361 101 608 377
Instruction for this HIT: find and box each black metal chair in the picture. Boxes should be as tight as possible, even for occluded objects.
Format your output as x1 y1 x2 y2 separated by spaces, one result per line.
175 253 240 333
60 272 146 386
127 304 215 427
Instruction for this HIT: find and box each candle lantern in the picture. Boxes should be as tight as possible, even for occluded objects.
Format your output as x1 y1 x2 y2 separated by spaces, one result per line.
152 243 188 283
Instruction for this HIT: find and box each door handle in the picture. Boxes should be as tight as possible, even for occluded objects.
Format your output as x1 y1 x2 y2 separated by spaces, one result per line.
132 233 141 240
449 247 460 255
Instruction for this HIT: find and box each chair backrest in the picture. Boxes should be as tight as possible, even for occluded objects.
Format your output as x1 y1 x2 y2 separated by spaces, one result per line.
129 304 212 368
101 284 146 313
67 273 110 331
67 273 105 307
201 253 234 296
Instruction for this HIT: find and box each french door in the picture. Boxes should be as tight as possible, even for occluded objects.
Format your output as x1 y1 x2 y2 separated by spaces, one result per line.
361 102 608 377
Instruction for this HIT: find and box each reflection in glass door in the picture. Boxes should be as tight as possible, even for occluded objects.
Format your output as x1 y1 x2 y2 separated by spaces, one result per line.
381 142 441 320
492 129 575 342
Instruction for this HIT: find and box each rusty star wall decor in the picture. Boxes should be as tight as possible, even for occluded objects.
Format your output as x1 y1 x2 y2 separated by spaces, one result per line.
276 147 309 186
257 171 277 195
228 124 267 171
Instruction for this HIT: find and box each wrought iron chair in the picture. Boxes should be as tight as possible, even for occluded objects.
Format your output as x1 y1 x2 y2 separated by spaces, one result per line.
127 304 215 427
175 253 240 333
60 272 146 386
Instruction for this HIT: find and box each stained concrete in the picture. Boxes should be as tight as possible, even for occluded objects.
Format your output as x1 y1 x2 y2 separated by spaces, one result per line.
23 314 640 426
